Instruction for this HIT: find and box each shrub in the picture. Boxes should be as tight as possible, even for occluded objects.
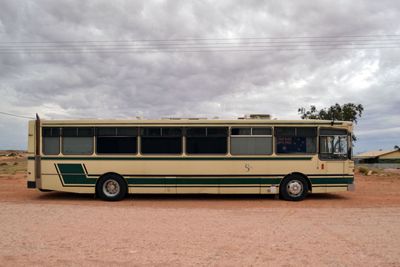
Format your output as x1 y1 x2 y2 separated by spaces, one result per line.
358 166 369 175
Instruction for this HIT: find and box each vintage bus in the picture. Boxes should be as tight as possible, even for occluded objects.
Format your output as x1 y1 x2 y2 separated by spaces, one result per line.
27 115 355 201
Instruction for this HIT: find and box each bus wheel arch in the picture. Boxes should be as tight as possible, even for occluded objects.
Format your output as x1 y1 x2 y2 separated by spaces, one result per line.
96 172 128 201
279 172 310 201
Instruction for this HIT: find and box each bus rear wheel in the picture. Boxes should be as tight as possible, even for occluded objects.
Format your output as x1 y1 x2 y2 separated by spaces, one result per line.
96 174 127 201
279 175 309 201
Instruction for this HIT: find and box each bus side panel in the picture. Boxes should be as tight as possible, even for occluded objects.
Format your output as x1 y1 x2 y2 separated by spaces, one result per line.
312 186 348 193
344 159 355 176
129 187 166 194
220 187 260 194
27 121 36 186
27 160 36 186
41 174 94 193
36 156 352 195
177 186 219 194
40 161 95 194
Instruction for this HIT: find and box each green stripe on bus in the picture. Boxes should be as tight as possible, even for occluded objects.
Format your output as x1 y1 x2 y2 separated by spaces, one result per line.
127 178 282 185
57 164 95 185
310 177 354 184
31 156 312 161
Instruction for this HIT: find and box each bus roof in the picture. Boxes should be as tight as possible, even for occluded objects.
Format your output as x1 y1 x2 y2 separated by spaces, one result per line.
37 118 353 127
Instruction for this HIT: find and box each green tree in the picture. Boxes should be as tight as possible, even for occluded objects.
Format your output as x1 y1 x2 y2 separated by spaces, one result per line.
298 103 364 141
298 103 364 122
395 145 400 150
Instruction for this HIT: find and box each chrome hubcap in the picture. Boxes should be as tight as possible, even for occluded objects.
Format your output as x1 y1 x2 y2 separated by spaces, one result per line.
287 180 303 197
103 179 120 197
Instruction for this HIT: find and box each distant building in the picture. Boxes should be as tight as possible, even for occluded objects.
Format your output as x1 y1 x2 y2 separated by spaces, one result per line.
354 149 400 164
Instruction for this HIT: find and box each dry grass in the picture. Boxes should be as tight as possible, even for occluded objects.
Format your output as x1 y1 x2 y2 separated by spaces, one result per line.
0 151 27 175
0 160 26 175
356 165 400 178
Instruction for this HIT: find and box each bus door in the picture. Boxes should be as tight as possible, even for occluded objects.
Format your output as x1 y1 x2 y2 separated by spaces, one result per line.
319 129 349 174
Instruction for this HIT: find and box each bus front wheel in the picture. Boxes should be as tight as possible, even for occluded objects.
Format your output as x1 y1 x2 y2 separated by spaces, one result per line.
279 175 309 201
96 174 127 201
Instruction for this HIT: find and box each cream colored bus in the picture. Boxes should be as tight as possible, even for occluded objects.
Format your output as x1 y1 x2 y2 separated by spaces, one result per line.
27 115 355 201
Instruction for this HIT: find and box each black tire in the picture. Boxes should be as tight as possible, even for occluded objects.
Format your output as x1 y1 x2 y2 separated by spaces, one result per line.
96 174 127 201
279 175 309 201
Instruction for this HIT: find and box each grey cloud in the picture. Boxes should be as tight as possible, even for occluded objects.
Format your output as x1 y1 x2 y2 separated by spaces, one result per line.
1 0 400 151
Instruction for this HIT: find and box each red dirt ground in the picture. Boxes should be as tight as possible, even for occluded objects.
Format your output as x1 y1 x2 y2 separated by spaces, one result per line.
1 172 399 209
1 157 400 266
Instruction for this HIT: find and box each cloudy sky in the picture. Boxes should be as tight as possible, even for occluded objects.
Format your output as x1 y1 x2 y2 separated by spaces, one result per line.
0 0 399 153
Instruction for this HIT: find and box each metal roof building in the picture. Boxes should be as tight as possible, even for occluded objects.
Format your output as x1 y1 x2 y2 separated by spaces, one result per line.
354 149 400 163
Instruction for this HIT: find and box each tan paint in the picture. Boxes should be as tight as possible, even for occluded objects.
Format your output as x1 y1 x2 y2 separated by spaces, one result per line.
312 186 349 193
39 174 94 193
29 119 354 195
38 118 353 126
27 121 35 183
379 150 400 159
40 157 352 178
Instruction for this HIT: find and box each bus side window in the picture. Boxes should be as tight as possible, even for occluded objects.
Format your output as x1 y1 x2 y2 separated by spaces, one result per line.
275 127 317 154
230 127 272 155
62 127 94 155
96 127 138 154
42 127 60 155
186 127 228 154
141 127 182 154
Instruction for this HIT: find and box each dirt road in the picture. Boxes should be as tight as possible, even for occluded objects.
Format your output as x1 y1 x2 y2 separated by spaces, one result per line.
1 171 400 266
